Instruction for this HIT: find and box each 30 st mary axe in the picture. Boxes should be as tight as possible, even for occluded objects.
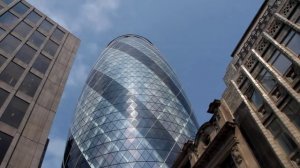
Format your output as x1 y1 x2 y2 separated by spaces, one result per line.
62 35 198 168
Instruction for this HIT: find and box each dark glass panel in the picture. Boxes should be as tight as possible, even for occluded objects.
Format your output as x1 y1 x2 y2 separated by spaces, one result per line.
0 34 21 55
277 132 298 155
1 0 14 5
26 11 41 25
0 28 5 36
28 31 45 48
15 44 36 64
0 54 6 67
43 40 58 56
13 22 32 38
39 20 53 33
51 28 65 42
286 32 300 56
0 131 12 163
32 54 50 74
19 73 41 97
271 52 292 75
282 99 300 129
0 88 8 107
0 96 29 128
0 62 24 86
250 89 263 109
11 2 29 15
0 12 18 29
258 69 276 92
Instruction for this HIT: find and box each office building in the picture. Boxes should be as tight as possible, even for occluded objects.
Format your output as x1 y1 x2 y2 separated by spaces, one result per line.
62 34 198 168
173 0 300 167
0 0 80 167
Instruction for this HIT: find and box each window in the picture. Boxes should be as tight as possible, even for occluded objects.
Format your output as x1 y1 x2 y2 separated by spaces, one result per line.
282 99 300 129
1 0 14 5
0 34 21 55
286 31 300 56
258 69 277 92
28 31 46 48
0 131 13 163
11 2 29 16
249 88 264 109
15 44 36 64
32 54 50 74
0 96 29 128
0 12 18 29
39 20 53 33
0 88 9 107
269 51 292 75
268 118 298 155
0 54 6 67
43 40 58 56
26 11 41 25
19 73 41 97
51 28 65 42
13 22 32 38
0 62 24 86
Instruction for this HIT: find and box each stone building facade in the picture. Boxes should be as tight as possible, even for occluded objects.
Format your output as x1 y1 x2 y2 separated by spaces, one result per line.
173 0 300 167
0 0 79 167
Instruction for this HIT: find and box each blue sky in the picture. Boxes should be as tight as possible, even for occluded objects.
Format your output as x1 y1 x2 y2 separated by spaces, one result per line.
27 0 262 167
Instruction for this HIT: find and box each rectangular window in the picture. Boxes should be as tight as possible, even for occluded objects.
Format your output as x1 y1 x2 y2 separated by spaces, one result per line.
286 31 300 56
282 99 300 129
248 88 264 109
19 73 41 97
0 131 13 163
51 28 65 42
26 11 42 25
43 40 58 56
0 34 21 55
39 20 53 33
269 51 292 75
32 54 50 74
0 12 18 29
15 44 36 64
28 31 46 48
0 96 29 128
0 88 9 107
257 69 277 93
13 22 32 38
11 2 29 16
0 54 6 67
0 62 24 86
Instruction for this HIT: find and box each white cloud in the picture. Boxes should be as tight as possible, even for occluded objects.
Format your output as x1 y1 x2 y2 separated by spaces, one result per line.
28 0 121 34
42 138 66 168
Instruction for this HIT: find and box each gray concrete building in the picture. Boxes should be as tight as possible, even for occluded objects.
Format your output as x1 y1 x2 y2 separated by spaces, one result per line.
0 0 79 167
173 0 300 167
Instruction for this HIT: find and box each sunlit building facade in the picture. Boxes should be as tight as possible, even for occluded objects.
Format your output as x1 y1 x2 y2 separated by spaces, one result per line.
62 34 198 168
0 0 79 167
173 0 300 167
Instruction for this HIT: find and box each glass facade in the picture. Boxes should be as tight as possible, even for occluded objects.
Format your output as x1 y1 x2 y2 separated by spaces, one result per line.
63 35 198 168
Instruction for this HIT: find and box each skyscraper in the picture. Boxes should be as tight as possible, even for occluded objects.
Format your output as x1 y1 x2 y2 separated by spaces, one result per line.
62 34 198 168
0 0 79 167
173 0 300 167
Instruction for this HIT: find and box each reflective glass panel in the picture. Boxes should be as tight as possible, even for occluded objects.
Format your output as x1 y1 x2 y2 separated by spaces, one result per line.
0 34 21 55
51 28 65 42
19 73 41 97
271 52 292 75
0 131 12 163
28 31 45 48
283 99 300 129
32 54 50 74
1 0 14 5
13 22 32 38
15 44 36 64
11 2 29 16
43 40 58 56
0 28 5 36
39 20 53 33
0 54 6 67
258 69 276 92
286 31 300 56
0 88 8 107
250 89 263 108
0 12 18 29
26 11 41 25
0 96 29 128
0 62 24 86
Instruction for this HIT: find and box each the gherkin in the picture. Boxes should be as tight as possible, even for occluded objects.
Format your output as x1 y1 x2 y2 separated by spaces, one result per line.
62 35 198 168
